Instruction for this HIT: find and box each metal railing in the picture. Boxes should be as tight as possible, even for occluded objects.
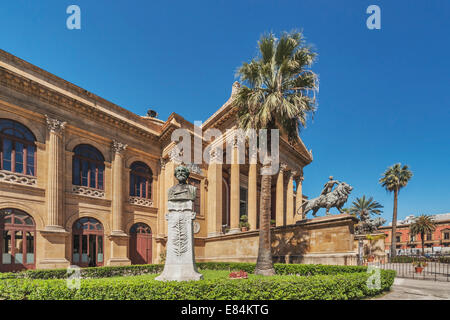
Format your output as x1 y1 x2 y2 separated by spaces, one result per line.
374 254 450 282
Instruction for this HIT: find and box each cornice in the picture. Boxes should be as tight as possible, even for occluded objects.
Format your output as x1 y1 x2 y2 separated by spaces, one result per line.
0 66 160 142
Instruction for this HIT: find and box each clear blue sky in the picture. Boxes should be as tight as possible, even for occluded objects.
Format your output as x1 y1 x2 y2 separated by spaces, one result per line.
1 0 449 224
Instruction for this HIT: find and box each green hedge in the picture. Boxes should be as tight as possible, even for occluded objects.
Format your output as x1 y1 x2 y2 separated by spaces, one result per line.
0 270 396 300
2 262 369 280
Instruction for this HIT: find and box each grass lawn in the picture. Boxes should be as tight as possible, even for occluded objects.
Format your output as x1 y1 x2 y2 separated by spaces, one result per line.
95 269 298 283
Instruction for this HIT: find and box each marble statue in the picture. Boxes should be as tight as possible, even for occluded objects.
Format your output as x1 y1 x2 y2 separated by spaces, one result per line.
299 178 353 217
155 165 203 281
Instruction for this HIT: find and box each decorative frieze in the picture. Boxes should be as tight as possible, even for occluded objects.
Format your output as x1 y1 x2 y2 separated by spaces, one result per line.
0 170 37 186
72 185 105 198
129 196 153 207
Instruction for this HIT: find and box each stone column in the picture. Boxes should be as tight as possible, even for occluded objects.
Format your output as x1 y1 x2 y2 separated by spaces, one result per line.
158 158 167 237
295 174 304 222
275 163 287 226
39 116 70 269
156 158 166 263
111 140 127 235
229 145 240 233
108 140 130 266
248 162 257 231
286 170 296 225
207 151 223 236
45 116 66 230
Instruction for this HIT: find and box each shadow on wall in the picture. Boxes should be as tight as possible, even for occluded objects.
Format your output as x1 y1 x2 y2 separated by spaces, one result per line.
271 228 310 263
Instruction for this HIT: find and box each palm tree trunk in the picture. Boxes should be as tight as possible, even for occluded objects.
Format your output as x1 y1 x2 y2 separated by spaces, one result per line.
390 188 398 258
254 171 275 276
421 232 425 256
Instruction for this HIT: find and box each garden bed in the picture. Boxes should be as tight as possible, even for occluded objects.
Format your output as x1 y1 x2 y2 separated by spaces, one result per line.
0 263 396 300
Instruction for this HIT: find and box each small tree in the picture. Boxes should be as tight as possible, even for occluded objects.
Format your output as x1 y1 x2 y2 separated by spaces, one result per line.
409 214 436 256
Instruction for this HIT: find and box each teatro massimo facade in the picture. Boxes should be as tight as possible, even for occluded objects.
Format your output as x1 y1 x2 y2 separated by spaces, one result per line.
0 50 358 271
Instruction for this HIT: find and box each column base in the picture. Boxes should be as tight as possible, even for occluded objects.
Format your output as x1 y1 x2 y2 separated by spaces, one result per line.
110 230 128 237
107 258 131 266
38 258 70 269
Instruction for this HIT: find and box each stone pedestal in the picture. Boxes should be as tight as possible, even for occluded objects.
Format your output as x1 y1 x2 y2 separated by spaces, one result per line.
156 200 203 281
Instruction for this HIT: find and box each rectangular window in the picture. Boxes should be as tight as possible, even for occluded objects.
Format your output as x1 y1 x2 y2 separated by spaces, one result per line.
26 145 35 176
427 233 432 241
14 231 23 264
239 187 248 218
14 142 24 174
396 236 401 243
72 158 80 185
130 174 135 197
26 232 34 264
97 236 103 263
81 235 88 263
89 162 96 188
73 235 80 263
2 139 12 171
98 165 104 190
445 233 450 240
2 231 12 264
81 160 89 187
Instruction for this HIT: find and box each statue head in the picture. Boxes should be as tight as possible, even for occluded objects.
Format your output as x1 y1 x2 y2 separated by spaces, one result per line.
174 165 190 184
329 176 334 180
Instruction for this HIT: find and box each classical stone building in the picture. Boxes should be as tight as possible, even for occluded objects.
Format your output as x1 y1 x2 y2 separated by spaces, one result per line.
0 50 358 271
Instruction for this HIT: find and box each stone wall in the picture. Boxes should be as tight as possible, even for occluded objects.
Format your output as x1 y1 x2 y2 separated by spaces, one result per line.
198 214 359 265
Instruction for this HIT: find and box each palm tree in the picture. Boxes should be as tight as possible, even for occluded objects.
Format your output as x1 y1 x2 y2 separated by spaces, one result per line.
379 163 413 257
409 214 436 256
233 31 318 275
348 195 383 221
349 195 383 235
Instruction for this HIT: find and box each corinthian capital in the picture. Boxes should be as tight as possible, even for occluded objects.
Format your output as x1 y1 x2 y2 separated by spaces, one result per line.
111 140 127 154
45 115 66 134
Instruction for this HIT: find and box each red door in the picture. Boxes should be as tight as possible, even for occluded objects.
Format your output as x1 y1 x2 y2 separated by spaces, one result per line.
130 223 152 264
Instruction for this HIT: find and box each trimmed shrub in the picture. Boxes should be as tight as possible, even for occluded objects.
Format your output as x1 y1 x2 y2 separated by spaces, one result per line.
0 270 396 300
3 262 370 280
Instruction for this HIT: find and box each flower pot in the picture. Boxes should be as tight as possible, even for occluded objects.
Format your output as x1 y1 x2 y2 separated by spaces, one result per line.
241 227 248 232
415 267 424 273
368 257 374 262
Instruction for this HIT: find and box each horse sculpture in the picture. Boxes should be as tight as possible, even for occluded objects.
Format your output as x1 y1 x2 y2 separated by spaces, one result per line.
299 182 353 217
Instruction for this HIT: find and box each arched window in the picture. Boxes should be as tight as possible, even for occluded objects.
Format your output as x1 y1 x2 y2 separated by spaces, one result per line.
0 119 36 176
130 222 152 234
129 162 153 199
72 217 104 267
0 208 36 272
72 145 105 189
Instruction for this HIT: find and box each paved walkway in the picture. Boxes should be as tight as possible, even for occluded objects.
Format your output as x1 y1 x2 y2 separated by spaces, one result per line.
374 278 450 300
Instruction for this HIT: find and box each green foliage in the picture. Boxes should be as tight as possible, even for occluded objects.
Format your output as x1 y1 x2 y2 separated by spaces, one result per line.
1 262 379 280
379 163 413 193
233 31 318 142
348 195 383 220
409 215 436 239
0 269 396 300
